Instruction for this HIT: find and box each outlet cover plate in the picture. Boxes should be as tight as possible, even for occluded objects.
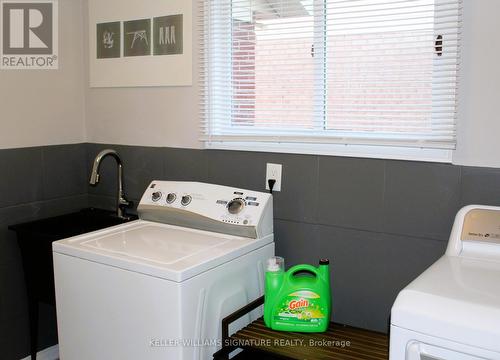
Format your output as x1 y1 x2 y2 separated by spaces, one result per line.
266 163 282 192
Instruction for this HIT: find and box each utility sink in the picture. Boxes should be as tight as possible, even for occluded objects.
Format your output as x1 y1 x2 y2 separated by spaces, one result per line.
9 208 137 359
11 207 135 239
10 207 137 304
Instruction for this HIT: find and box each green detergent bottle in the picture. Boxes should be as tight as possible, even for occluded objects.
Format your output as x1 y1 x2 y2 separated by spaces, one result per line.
264 257 331 333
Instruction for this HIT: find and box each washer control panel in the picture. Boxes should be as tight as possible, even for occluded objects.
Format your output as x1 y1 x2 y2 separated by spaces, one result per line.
137 181 273 238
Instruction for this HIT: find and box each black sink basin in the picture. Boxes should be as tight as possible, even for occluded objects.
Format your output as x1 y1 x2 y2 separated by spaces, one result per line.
9 208 137 359
10 207 136 239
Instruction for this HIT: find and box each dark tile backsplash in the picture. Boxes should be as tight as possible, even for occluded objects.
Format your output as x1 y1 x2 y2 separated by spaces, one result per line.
316 225 446 331
0 147 44 208
383 161 462 241
86 144 165 201
318 156 385 232
460 166 500 206
165 148 209 181
2 142 500 358
41 144 87 200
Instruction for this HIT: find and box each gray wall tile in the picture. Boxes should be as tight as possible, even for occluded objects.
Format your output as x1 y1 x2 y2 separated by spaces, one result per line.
274 220 320 267
318 156 385 232
40 195 89 218
164 148 209 181
42 144 87 200
118 146 164 200
86 144 164 200
207 150 319 223
0 147 43 208
206 150 268 190
268 153 319 223
460 166 500 206
383 161 461 241
86 143 115 197
0 202 44 229
317 225 446 332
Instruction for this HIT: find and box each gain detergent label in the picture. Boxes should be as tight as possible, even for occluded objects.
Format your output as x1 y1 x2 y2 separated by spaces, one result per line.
274 290 328 329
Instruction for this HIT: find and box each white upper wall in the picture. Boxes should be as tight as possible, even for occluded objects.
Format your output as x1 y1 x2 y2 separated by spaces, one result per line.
453 0 500 168
83 0 500 166
1 0 499 167
83 0 201 149
0 0 86 150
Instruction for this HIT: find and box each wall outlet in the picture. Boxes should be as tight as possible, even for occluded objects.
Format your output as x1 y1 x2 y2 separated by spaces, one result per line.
266 163 282 192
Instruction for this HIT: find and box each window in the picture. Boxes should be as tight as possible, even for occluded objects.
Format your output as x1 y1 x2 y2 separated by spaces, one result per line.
200 0 461 160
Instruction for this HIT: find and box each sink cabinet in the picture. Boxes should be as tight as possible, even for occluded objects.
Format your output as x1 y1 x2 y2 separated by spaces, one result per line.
9 208 136 360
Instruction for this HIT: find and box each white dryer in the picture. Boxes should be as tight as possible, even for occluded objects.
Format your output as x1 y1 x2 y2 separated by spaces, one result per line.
390 205 500 360
53 181 274 360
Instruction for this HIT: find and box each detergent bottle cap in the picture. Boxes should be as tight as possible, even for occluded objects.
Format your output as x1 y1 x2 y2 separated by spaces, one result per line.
267 256 285 272
319 258 330 265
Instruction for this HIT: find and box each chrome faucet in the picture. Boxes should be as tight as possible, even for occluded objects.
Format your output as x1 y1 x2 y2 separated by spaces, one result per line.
89 149 131 219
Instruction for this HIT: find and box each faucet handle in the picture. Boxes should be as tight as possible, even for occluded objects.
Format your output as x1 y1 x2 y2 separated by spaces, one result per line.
119 197 133 208
117 198 134 220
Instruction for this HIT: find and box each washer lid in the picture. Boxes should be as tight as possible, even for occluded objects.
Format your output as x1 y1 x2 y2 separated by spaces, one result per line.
391 255 500 353
52 220 272 282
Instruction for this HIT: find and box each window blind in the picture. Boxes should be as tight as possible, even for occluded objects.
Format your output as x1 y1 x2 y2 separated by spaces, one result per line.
200 0 461 149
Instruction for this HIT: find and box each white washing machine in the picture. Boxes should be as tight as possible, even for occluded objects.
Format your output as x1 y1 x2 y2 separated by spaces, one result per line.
390 205 500 360
53 181 274 360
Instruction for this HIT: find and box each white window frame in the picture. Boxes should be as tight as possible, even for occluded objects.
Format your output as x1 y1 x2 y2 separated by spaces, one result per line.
201 0 460 163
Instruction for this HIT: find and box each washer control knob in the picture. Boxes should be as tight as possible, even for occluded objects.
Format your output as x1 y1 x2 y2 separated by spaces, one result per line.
181 195 192 206
166 193 177 204
151 191 162 202
227 198 245 215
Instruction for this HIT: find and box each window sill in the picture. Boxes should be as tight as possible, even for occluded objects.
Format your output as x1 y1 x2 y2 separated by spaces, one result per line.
204 141 453 163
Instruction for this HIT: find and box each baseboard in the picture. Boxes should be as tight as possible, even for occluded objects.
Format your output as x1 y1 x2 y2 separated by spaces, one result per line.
21 345 59 360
